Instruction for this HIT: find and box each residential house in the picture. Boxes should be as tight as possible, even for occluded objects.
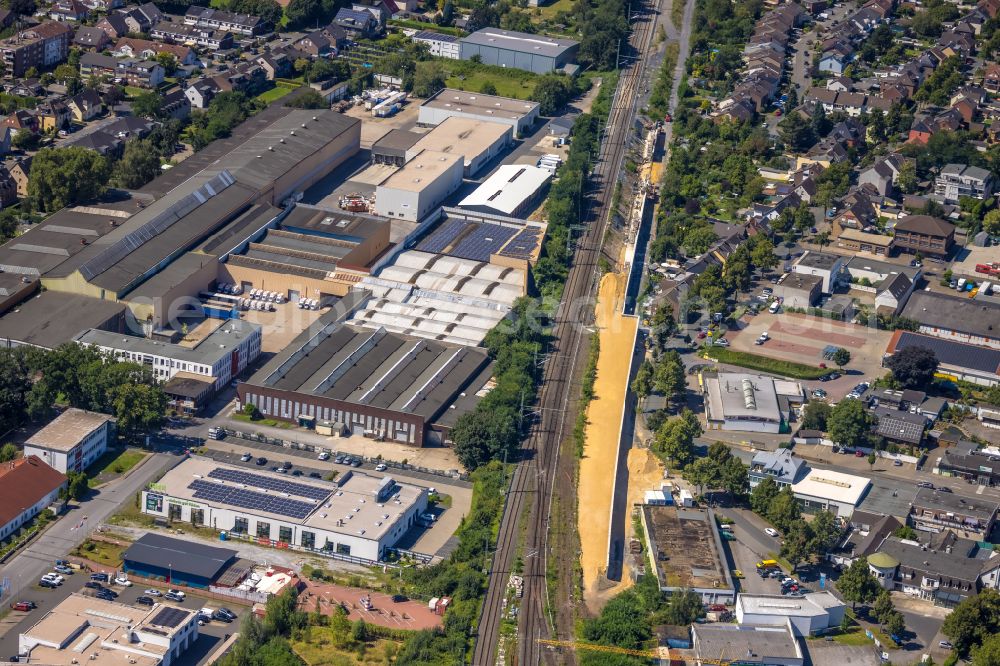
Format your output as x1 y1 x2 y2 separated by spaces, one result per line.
318 22 348 48
254 52 291 80
332 8 380 39
934 163 996 203
160 87 191 120
95 14 129 39
116 3 162 33
828 511 901 567
412 30 460 59
873 406 927 447
67 89 104 122
836 228 895 256
748 449 807 489
792 251 844 293
150 22 234 50
37 100 71 132
184 6 266 35
833 189 878 234
294 31 332 57
937 440 1000 486
113 38 197 67
49 0 90 22
826 76 852 92
859 153 912 197
351 0 397 29
819 42 853 74
184 78 218 109
0 21 73 77
908 488 998 540
984 63 1000 95
2 110 38 135
73 25 110 50
892 215 955 258
63 129 123 156
80 52 165 88
81 0 124 10
8 157 30 197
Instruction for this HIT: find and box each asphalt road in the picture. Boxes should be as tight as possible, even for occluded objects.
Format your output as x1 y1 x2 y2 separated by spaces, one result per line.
0 573 245 666
0 452 178 610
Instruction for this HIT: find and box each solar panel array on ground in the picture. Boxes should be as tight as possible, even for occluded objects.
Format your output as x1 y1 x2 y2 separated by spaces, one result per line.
450 223 518 261
417 219 469 254
189 479 318 519
206 467 331 501
499 227 543 259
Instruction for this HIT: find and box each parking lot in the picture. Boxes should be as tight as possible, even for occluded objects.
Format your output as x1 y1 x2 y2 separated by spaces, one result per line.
0 573 245 666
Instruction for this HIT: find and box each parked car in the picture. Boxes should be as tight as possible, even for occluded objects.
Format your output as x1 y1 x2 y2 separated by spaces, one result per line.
755 332 769 345
212 610 233 622
167 589 185 599
335 456 345 464
144 589 162 597
164 592 184 602
811 389 827 399
54 565 73 575
318 452 330 461
350 459 362 468
255 457 267 466
309 472 322 478
114 575 132 587
39 579 58 589
764 527 779 538
135 596 155 606
375 463 387 472
217 607 237 621
10 601 34 611
712 337 730 347
291 469 303 476
893 459 903 467
240 452 252 462
420 512 437 523
855 450 865 457
940 641 953 649
84 581 102 589
43 573 63 584
938 486 953 493
917 481 934 489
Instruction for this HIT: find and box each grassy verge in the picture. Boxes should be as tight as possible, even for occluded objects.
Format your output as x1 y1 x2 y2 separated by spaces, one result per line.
257 86 293 104
87 449 147 487
231 412 294 429
671 0 685 30
573 334 601 457
702 347 830 380
648 40 680 120
0 511 54 560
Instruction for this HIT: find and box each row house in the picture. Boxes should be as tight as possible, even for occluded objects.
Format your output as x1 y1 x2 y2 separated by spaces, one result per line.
151 21 234 50
80 52 165 88
114 37 198 66
184 6 266 35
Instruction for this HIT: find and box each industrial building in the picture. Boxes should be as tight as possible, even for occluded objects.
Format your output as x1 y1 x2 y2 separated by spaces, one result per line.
771 272 822 309
458 164 551 217
75 318 261 392
141 456 428 562
0 291 127 350
23 408 116 474
407 117 512 177
900 290 1000 350
791 251 844 293
371 129 423 167
237 293 494 445
791 468 870 518
886 330 1000 387
123 533 241 588
703 372 805 433
375 149 463 222
639 505 735 604
459 27 579 74
0 456 66 543
419 88 540 137
735 592 846 636
692 622 803 666
18 593 199 666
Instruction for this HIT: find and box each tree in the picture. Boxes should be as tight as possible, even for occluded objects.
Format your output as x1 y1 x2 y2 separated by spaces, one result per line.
750 476 779 515
283 0 323 28
480 81 497 95
452 407 517 470
768 485 801 532
351 619 368 642
886 346 939 389
808 510 840 557
285 89 327 109
828 399 873 448
660 589 704 625
631 360 653 399
801 401 832 431
112 383 167 441
0 442 16 462
836 556 881 609
437 0 454 25
12 128 38 151
885 610 906 639
28 147 111 212
893 525 919 539
155 52 178 76
682 225 718 256
66 471 89 500
780 520 812 572
972 633 1000 666
653 409 701 468
984 209 1000 237
411 61 446 98
131 91 164 119
832 348 851 369
581 590 652 651
8 0 36 15
778 112 816 152
873 590 895 627
897 159 917 194
530 74 575 116
652 350 685 400
751 238 779 273
942 589 1000 655
113 140 161 189
867 451 877 471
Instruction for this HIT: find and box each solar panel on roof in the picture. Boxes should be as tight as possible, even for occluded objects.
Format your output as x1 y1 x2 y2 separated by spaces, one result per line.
500 227 542 259
206 468 330 500
417 219 469 254
150 607 188 628
189 479 317 519
450 223 518 262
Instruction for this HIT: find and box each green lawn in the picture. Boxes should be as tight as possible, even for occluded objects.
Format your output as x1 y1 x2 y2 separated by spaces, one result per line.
231 412 293 429
124 86 147 98
87 449 147 487
71 538 125 567
702 347 831 380
257 86 293 104
536 0 574 20
444 72 536 99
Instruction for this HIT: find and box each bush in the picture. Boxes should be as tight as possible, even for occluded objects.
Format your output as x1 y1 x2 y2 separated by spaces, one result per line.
705 348 830 379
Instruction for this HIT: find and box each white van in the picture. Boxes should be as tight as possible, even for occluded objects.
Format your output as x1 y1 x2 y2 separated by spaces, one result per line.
768 300 781 314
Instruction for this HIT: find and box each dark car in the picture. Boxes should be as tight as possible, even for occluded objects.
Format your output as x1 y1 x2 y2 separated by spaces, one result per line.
350 459 362 468
135 596 155 606
90 573 109 582
217 607 237 621
291 469 303 476
281 461 292 470
39 579 58 589
938 486 953 493
256 457 267 466
84 581 102 590
308 472 322 478
390 594 408 603
212 610 233 622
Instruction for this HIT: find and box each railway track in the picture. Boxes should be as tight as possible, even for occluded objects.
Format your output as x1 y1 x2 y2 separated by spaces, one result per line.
471 3 662 665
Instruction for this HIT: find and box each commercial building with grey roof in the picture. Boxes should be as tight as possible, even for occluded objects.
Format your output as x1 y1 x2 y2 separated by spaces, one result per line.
419 88 540 137
693 622 803 666
886 329 1000 386
236 293 494 446
0 291 127 350
459 27 579 74
898 291 1000 351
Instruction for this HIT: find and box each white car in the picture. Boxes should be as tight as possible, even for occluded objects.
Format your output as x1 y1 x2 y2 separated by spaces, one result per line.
755 332 769 345
764 527 780 538
144 589 162 597
420 512 437 523
317 452 330 461
375 463 387 472
115 576 133 587
712 337 730 347
43 573 64 583
240 452 252 462
168 589 185 599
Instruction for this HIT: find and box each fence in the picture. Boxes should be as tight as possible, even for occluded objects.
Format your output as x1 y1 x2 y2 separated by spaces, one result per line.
209 585 269 605
218 427 469 482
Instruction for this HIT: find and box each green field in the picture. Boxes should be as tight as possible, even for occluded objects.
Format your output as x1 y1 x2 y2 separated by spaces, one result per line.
702 347 830 380
88 449 146 487
442 61 538 99
257 86 294 104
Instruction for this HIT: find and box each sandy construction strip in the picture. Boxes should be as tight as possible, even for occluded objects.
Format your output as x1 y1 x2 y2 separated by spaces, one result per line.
579 272 638 611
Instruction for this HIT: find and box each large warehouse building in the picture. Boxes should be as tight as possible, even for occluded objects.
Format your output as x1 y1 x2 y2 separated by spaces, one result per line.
123 533 240 588
237 292 495 446
703 372 805 433
419 88 541 137
407 117 512 177
459 27 579 74
141 457 428 562
458 164 551 217
374 149 464 222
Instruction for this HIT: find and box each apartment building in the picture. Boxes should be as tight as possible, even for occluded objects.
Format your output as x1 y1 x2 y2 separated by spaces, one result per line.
0 22 73 77
908 487 998 540
24 408 116 474
184 6 266 35
892 215 955 258
934 163 996 203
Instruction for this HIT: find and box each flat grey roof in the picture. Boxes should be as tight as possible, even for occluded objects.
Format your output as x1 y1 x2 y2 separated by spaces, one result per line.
372 129 423 156
778 272 822 291
900 291 1000 340
461 27 579 58
912 487 998 519
76 318 260 366
281 205 387 242
891 330 1000 376
0 291 125 349
422 88 540 119
124 251 218 303
795 251 841 270
123 532 236 580
198 203 282 257
877 536 993 583
25 408 114 452
694 624 800 662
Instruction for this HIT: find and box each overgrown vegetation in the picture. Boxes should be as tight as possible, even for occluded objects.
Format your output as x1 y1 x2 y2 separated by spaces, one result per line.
702 347 830 380
573 335 601 457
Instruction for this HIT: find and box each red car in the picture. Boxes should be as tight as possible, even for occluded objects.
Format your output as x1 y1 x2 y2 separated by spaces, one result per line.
664 113 672 122
10 601 33 612
855 450 865 458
